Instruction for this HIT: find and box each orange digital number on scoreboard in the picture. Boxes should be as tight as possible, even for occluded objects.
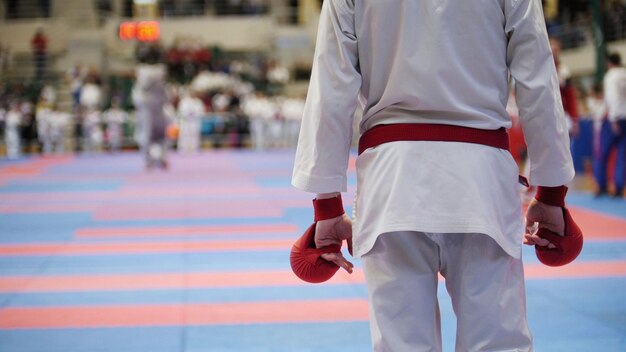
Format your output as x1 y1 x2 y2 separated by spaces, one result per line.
119 21 160 42
119 22 137 41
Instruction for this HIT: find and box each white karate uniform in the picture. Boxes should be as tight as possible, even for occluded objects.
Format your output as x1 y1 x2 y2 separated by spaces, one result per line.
292 1 574 351
82 109 103 153
132 64 170 167
102 108 128 152
49 111 70 154
36 105 53 154
177 95 205 154
603 66 626 122
282 97 305 147
4 108 22 159
79 83 102 112
243 94 277 150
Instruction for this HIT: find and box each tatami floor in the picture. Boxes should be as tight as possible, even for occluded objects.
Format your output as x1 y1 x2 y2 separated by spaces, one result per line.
0 150 624 351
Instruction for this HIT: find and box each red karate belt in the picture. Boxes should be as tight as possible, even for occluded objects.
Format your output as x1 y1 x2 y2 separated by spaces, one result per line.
358 123 583 267
358 123 510 155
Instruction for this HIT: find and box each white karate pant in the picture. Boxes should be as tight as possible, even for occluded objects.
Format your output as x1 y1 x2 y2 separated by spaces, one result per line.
5 127 21 159
178 118 201 154
361 231 533 352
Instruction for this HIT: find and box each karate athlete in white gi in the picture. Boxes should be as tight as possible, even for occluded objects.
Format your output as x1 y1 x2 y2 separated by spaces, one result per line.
292 1 575 351
102 99 128 152
177 90 205 154
132 64 171 169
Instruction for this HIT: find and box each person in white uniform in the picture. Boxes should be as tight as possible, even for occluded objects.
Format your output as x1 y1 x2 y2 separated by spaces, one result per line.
79 77 104 153
4 101 23 159
599 52 626 198
292 1 574 351
48 111 70 154
132 64 171 169
102 98 128 152
35 97 54 155
177 89 205 154
282 96 305 148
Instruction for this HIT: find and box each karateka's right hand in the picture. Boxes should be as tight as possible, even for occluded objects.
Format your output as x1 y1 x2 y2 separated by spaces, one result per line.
315 213 354 274
523 199 565 248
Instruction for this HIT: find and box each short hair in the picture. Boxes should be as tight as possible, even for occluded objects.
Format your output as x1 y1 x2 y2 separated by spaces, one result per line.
608 52 622 66
592 83 602 94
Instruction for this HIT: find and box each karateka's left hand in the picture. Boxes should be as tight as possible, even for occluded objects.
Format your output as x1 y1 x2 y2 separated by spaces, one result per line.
315 213 354 274
523 199 565 249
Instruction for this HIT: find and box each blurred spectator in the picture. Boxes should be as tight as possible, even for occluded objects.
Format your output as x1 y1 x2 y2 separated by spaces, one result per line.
79 75 104 153
586 83 609 194
102 98 128 152
136 42 164 65
40 84 57 106
177 89 205 154
164 39 215 83
227 104 250 148
266 60 290 95
166 43 185 83
587 83 607 135
5 101 23 159
49 111 70 155
19 100 37 154
598 52 626 198
35 93 54 154
80 75 103 112
243 91 277 150
282 96 304 147
67 64 85 112
193 45 212 72
34 89 69 156
82 108 104 153
31 28 48 81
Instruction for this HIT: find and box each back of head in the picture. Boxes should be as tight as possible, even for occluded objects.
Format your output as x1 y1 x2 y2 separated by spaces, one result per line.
608 52 622 67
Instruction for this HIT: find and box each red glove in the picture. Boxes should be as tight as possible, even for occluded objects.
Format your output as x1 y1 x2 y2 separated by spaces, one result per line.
290 195 347 283
533 186 584 266
290 223 342 283
534 207 583 266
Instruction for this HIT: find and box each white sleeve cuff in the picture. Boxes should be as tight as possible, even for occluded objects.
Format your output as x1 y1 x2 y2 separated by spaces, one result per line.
291 170 347 194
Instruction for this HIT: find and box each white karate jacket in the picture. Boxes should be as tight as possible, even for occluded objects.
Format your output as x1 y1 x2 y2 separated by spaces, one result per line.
292 0 574 258
603 66 626 121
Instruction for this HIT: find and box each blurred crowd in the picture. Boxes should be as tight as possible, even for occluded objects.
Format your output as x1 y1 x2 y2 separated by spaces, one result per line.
1 2 625 194
0 40 303 163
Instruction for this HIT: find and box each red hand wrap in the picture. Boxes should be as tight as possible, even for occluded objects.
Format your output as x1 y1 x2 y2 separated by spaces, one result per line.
535 185 568 207
313 195 345 222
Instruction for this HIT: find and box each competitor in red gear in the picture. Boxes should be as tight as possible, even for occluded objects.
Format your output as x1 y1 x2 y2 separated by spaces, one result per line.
293 1 580 350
